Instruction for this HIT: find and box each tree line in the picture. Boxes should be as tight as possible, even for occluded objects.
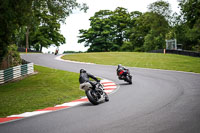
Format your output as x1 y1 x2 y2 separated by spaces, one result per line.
0 0 88 64
0 0 199 67
78 0 200 52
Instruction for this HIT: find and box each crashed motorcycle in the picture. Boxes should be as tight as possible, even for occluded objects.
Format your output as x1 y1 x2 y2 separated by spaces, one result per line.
117 69 132 84
80 81 109 105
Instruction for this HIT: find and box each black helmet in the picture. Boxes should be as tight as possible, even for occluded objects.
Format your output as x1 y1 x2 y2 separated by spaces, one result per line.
80 69 86 73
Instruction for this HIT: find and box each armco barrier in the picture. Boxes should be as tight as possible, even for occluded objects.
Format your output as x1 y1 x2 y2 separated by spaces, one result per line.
149 49 200 57
17 47 40 53
166 49 200 57
0 63 34 84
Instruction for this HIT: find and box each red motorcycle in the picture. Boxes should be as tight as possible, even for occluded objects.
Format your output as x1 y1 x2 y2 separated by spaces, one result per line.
117 68 132 84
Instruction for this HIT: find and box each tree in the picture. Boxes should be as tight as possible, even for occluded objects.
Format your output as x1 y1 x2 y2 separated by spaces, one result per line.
144 30 166 51
148 0 172 20
0 0 88 69
178 0 200 51
30 13 65 52
79 1 173 52
135 0 171 51
26 0 88 52
79 10 114 52
0 0 32 63
111 7 130 50
124 10 169 52
0 0 88 65
179 0 200 28
122 11 143 51
78 7 130 52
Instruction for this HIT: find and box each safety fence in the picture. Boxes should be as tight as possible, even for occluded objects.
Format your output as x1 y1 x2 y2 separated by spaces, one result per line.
149 49 200 57
17 47 40 53
0 63 34 85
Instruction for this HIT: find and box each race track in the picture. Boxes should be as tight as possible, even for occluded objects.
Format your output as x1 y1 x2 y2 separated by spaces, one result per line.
0 53 200 133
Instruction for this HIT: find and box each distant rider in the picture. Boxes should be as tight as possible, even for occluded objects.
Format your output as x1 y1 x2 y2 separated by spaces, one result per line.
79 69 100 90
116 64 130 79
55 48 59 55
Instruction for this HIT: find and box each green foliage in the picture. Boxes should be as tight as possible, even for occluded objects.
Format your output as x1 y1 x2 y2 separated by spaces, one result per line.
120 41 133 51
174 0 200 51
27 0 88 52
144 31 166 51
148 0 172 19
0 0 88 61
179 0 200 28
79 1 170 52
0 0 32 61
30 13 65 52
78 7 136 52
0 44 22 70
79 10 114 52
78 0 199 52
6 44 22 67
125 11 144 51
111 7 130 48
131 12 169 51
63 51 83 54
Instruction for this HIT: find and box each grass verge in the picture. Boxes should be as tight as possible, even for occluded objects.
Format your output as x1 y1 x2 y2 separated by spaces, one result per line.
62 52 200 73
0 65 84 118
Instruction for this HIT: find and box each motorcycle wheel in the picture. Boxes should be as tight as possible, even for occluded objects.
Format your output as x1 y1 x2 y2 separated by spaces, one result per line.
85 89 99 105
104 92 109 102
126 76 132 84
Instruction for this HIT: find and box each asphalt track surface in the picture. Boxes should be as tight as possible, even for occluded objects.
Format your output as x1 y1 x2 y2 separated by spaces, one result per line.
1 53 200 133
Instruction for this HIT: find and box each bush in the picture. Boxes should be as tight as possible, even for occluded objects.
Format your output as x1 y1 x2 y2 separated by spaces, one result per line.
63 51 83 54
0 44 22 70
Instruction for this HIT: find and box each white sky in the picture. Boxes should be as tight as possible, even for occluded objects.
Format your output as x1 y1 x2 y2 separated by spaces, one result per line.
42 0 180 54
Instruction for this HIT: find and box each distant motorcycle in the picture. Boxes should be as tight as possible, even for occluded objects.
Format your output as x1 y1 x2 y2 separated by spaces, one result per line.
117 68 132 84
55 49 58 55
80 81 109 105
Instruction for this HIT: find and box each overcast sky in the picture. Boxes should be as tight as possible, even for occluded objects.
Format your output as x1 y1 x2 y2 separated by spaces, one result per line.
43 0 180 53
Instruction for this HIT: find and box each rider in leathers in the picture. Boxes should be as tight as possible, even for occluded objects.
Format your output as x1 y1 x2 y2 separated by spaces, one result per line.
116 64 130 79
79 69 100 90
79 69 109 102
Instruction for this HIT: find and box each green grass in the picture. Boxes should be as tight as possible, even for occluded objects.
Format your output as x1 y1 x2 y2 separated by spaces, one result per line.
1 52 199 117
0 65 84 117
62 52 200 73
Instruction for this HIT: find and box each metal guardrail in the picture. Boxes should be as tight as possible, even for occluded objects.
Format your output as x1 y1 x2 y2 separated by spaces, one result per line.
17 47 40 53
149 49 200 57
166 50 200 57
0 63 34 84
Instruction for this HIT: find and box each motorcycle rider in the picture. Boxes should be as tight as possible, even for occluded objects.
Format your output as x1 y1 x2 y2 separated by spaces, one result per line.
55 48 59 55
79 69 100 90
79 69 109 102
116 64 130 79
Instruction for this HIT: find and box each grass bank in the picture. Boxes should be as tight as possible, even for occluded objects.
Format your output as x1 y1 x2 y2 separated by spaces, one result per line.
0 65 84 117
62 52 200 73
